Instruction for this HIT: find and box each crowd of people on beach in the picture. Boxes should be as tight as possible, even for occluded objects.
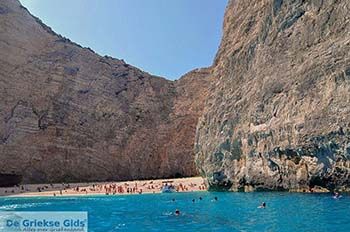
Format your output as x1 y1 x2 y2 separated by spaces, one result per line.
0 179 207 197
71 181 207 196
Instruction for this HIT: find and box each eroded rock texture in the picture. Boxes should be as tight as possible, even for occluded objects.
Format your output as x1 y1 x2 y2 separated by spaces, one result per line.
0 0 210 183
195 0 350 192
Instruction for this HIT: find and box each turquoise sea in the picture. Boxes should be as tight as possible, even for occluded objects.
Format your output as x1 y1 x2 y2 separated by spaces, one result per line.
0 192 349 232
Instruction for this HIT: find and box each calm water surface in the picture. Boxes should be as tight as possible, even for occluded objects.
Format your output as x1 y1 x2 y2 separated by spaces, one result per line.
0 192 349 232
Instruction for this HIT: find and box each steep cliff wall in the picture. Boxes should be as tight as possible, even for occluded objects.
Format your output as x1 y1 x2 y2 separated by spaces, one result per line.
2 0 348 190
0 0 210 183
195 0 350 192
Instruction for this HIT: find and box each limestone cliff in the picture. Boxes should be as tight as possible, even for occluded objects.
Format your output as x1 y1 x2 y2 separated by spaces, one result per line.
2 0 349 191
195 0 350 192
0 0 210 183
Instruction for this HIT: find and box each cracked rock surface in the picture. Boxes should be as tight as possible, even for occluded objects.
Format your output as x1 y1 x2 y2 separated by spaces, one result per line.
0 0 210 183
1 0 350 191
195 0 350 192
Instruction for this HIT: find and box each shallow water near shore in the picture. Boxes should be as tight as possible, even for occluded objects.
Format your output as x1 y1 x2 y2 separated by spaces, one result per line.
0 192 349 232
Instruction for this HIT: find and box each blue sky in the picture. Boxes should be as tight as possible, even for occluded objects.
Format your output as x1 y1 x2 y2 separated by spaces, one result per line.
20 0 228 80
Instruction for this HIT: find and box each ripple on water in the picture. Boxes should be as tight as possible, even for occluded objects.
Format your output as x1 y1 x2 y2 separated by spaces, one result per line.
0 202 53 210
0 192 349 232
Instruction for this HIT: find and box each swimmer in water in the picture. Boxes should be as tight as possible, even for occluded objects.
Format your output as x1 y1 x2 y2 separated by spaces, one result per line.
258 202 266 208
175 209 180 216
333 192 342 199
199 197 203 201
211 196 218 202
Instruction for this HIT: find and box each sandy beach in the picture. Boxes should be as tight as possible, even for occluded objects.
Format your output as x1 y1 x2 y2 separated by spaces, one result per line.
0 177 207 197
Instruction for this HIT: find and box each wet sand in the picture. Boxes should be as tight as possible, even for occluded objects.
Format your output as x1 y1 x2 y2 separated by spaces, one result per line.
0 177 207 197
